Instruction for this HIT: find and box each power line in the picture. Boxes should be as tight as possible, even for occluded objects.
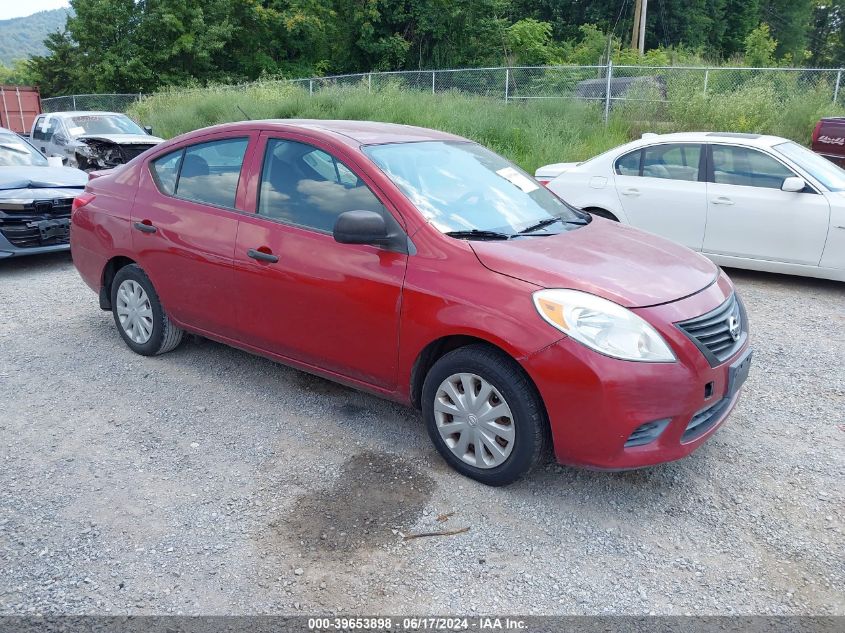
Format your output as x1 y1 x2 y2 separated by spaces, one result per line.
657 0 670 48
610 0 631 39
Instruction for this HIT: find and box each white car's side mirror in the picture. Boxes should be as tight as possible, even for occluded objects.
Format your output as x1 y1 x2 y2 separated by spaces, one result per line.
46 156 64 169
781 176 806 192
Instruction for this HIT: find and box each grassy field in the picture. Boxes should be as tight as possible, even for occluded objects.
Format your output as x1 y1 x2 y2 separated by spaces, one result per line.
129 76 844 174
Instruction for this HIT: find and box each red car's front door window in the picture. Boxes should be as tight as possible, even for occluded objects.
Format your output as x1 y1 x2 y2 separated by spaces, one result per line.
256 139 389 232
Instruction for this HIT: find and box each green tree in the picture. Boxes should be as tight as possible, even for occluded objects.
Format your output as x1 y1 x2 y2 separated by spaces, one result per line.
0 59 35 85
136 0 233 87
565 24 608 65
807 1 845 66
505 18 556 65
744 23 778 66
720 0 760 59
63 0 148 92
760 0 812 60
26 29 84 95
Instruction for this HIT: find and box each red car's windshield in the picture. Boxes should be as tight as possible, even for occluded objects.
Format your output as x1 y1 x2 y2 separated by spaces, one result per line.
364 141 584 235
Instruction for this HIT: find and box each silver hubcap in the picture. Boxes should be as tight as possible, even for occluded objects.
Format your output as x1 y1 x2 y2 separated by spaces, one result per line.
434 373 515 469
116 279 153 344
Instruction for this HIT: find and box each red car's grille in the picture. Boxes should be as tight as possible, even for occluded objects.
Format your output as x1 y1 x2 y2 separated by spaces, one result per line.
676 294 746 367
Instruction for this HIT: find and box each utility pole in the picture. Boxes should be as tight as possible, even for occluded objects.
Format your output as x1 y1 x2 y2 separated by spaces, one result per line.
630 0 641 50
630 0 648 54
638 0 648 54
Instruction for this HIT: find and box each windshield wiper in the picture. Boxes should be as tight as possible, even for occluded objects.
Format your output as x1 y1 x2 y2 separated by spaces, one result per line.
519 217 562 234
519 216 589 234
445 229 514 240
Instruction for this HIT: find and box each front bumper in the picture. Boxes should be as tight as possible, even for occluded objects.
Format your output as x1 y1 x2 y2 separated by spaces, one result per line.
0 229 70 258
522 273 751 470
0 196 74 258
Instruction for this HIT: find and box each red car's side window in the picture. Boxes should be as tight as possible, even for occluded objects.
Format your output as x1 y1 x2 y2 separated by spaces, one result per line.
150 148 183 195
257 138 386 233
149 137 249 209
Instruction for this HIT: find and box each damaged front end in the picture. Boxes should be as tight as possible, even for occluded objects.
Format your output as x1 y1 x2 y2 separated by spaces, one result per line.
75 138 159 171
0 196 75 253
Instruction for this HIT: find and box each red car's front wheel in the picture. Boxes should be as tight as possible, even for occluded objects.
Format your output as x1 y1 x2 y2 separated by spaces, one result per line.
421 344 549 486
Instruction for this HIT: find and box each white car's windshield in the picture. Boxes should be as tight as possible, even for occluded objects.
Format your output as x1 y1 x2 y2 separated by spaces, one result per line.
0 133 48 167
67 114 146 137
774 141 845 192
364 141 585 236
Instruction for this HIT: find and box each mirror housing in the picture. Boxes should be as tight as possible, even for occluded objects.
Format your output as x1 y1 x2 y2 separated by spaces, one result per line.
781 176 806 192
333 210 408 253
53 133 67 145
144 125 153 135
46 156 64 168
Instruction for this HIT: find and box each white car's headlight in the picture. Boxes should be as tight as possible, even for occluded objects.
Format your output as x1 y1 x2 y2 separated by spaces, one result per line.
533 289 676 362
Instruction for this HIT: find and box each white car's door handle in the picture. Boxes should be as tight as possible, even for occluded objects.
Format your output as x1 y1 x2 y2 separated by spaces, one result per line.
710 197 734 205
621 188 640 197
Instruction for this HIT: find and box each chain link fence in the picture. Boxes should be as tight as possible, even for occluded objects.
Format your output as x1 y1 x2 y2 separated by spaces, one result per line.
42 64 845 124
41 93 144 113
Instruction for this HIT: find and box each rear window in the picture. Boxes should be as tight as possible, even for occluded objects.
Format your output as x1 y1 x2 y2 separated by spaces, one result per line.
151 149 183 196
615 150 641 176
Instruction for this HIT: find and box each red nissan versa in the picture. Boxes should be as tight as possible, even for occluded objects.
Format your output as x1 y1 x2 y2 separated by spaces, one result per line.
71 120 752 485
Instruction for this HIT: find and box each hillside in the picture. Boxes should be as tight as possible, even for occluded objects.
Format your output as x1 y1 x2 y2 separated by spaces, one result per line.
0 8 70 65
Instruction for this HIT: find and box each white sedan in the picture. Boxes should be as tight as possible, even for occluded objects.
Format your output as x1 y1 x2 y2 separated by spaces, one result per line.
536 132 845 282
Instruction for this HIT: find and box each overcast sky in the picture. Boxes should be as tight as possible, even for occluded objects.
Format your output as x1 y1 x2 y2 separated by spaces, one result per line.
0 0 69 21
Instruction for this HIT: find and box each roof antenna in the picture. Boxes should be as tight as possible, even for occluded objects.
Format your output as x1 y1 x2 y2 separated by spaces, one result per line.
236 105 252 121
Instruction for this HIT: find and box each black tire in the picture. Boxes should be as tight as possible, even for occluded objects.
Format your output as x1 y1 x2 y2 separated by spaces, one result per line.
110 264 183 356
587 208 619 221
421 344 548 486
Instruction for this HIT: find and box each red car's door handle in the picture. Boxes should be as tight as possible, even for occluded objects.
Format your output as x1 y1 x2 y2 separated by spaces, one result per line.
247 248 279 263
133 221 157 234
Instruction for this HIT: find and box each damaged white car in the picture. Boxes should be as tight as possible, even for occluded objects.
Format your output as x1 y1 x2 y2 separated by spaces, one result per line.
30 111 163 171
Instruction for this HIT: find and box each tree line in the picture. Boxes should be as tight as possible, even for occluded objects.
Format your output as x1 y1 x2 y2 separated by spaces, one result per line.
5 0 845 97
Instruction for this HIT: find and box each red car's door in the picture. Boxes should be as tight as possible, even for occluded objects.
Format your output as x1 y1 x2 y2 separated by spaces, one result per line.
131 131 258 337
233 132 408 389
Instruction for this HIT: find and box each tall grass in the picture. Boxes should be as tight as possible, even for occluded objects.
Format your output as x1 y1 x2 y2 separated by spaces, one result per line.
665 73 844 144
129 77 844 172
130 82 629 173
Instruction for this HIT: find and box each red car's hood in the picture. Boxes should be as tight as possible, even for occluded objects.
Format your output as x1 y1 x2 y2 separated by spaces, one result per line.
469 219 718 308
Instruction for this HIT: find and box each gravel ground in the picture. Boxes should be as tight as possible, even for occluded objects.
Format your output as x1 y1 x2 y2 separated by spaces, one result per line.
0 252 843 616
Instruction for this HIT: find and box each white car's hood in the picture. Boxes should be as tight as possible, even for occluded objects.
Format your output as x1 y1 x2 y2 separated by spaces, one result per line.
0 165 87 191
535 162 580 180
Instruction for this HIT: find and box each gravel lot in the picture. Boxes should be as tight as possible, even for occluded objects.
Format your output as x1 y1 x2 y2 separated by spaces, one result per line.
1 252 843 616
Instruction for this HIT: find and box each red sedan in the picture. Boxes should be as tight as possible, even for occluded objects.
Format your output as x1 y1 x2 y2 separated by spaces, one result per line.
71 120 752 485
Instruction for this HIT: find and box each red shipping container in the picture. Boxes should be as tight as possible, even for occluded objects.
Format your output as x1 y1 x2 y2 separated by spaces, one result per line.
0 85 42 134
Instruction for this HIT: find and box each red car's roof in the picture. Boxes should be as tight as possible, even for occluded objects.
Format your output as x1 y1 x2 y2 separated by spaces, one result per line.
180 119 466 147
